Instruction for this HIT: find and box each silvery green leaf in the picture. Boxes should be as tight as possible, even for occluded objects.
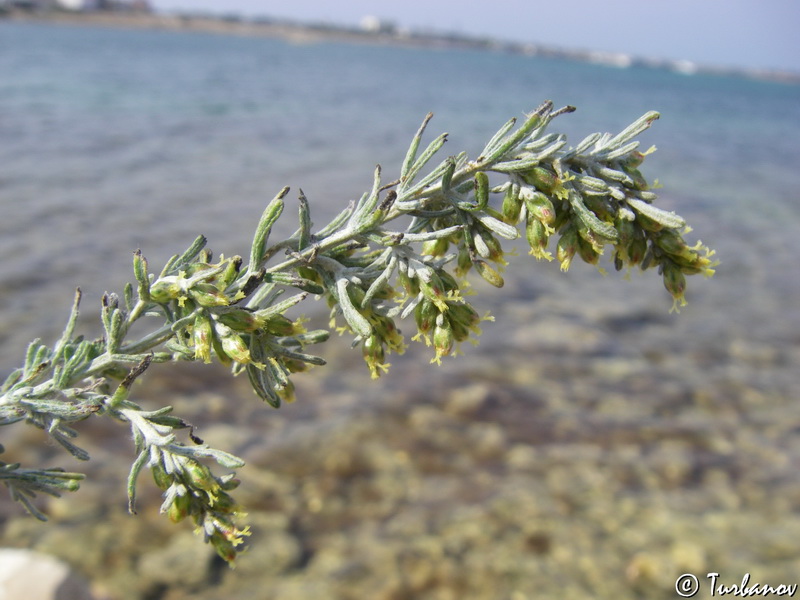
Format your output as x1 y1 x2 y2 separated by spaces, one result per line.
606 111 660 149
249 187 288 272
526 137 567 162
1 369 23 395
603 140 640 160
479 116 517 159
192 446 245 470
397 225 462 243
568 190 618 241
253 292 308 319
264 356 289 388
271 345 327 366
574 132 603 154
163 235 207 276
362 257 396 308
473 211 518 240
608 186 627 201
132 250 150 300
50 430 90 462
251 363 279 408
55 340 95 387
297 189 312 250
123 283 134 313
401 132 448 191
491 157 542 173
53 289 82 360
336 279 372 338
399 294 423 320
397 158 452 205
522 132 560 152
315 201 355 238
576 174 610 192
482 101 552 163
401 112 434 180
126 449 149 513
291 329 330 345
626 197 686 229
593 165 634 186
473 231 491 258
638 190 658 201
351 165 382 227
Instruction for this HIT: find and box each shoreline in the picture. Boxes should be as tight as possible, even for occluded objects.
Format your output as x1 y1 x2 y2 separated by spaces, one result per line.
4 9 800 85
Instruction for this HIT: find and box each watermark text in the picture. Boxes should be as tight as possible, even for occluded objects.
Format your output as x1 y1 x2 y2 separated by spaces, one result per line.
675 573 797 598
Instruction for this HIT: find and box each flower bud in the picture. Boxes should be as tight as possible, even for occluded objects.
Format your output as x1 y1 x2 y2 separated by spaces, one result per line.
149 276 182 303
627 234 648 266
654 230 694 260
501 185 523 224
625 167 648 190
662 260 687 311
183 262 212 277
151 462 171 491
219 475 241 491
209 532 238 565
263 314 298 337
456 246 473 278
522 166 559 194
184 461 216 491
167 491 191 523
556 226 578 271
624 151 646 169
474 260 504 288
448 302 480 332
189 283 230 307
526 216 552 261
432 316 454 363
219 331 253 365
422 237 449 257
577 235 600 265
584 196 613 222
438 269 460 293
418 269 447 308
414 299 438 335
480 231 506 264
636 213 663 232
217 309 262 333
398 269 419 296
193 314 214 363
524 191 556 226
362 334 387 379
615 214 636 246
208 491 238 513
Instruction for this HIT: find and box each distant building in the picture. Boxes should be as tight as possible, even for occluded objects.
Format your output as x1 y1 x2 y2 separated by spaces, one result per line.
55 0 98 10
1 0 151 10
359 15 396 35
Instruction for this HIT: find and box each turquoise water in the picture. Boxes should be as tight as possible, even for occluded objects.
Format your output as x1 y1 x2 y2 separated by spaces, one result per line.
1 20 799 378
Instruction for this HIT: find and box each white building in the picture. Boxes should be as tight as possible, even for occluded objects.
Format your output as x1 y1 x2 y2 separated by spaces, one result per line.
55 0 99 10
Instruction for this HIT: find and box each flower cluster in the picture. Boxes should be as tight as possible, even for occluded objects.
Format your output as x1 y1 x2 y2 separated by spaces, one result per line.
122 403 249 564
0 102 717 563
492 110 717 311
139 242 327 407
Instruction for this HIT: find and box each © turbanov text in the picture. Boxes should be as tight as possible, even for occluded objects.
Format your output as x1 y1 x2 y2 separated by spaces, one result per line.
708 573 796 597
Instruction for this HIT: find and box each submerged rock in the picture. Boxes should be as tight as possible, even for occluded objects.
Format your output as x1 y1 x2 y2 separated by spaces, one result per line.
0 548 97 600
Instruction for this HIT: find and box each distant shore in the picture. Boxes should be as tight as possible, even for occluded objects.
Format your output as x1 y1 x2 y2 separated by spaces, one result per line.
3 8 800 85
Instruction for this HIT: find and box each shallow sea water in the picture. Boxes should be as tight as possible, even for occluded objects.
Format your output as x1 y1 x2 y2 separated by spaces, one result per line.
1 20 800 599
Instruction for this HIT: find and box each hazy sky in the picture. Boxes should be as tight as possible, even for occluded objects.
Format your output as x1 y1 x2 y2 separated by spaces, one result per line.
150 0 800 73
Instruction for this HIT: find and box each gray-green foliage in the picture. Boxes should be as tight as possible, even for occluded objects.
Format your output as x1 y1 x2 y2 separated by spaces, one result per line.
0 101 717 563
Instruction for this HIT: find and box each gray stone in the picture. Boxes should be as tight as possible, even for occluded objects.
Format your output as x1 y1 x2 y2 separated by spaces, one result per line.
0 549 96 600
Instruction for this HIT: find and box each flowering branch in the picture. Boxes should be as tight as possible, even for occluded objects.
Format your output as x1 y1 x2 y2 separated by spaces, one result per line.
0 101 717 563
